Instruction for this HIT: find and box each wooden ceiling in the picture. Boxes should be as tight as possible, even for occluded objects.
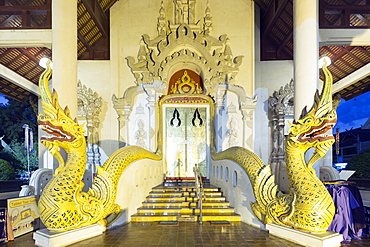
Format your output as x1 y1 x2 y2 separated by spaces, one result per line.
0 0 370 102
255 0 370 100
0 0 118 101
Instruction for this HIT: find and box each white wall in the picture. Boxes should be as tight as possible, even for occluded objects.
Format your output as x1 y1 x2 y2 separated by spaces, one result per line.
253 4 294 165
211 159 265 229
77 60 119 157
114 158 164 225
110 0 255 96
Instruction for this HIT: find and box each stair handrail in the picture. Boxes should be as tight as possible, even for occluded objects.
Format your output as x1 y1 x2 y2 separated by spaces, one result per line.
193 164 205 224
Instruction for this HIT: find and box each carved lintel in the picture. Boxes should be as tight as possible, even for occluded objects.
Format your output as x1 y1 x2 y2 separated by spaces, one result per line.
126 2 243 92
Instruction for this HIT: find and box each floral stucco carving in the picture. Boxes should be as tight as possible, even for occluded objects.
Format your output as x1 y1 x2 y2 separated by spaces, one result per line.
126 1 243 94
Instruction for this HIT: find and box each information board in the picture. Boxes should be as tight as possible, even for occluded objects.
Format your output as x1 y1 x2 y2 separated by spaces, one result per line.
7 196 40 237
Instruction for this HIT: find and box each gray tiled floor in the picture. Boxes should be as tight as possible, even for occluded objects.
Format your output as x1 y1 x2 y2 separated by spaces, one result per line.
1 221 370 247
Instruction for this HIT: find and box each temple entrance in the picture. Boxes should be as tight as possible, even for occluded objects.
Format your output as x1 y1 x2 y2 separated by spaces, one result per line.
165 107 208 177
159 69 213 178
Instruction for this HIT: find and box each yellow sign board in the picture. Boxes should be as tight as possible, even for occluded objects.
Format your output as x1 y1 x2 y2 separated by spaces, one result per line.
7 196 39 238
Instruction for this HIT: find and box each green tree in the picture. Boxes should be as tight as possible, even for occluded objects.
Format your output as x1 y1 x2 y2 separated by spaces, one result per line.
346 149 370 179
0 96 38 177
0 97 37 143
7 140 38 176
0 158 15 180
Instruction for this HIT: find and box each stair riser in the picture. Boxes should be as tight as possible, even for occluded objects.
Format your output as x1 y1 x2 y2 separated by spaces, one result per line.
131 215 241 222
132 178 241 222
145 197 226 202
136 209 235 215
147 193 223 198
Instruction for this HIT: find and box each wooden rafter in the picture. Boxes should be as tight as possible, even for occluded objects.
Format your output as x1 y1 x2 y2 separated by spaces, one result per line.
81 0 108 38
261 0 289 39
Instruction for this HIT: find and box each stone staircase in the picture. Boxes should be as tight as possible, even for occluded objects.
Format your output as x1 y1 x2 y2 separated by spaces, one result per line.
131 177 241 222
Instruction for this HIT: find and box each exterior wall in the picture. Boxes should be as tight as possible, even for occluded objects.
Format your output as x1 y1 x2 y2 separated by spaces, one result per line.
77 60 118 158
254 5 294 165
115 159 163 224
211 0 254 96
110 0 254 96
211 159 265 229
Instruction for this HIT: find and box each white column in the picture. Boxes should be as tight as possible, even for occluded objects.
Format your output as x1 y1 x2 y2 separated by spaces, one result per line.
294 0 322 175
293 0 319 119
52 1 78 118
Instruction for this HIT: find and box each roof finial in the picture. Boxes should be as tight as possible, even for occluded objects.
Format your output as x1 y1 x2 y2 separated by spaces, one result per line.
203 0 212 34
157 1 167 35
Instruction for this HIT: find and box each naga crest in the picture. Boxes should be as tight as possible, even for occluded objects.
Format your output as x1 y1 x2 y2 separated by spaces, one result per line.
287 59 338 166
38 61 85 167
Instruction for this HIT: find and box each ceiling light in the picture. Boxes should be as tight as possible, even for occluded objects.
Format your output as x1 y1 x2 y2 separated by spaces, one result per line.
318 56 331 69
39 55 53 69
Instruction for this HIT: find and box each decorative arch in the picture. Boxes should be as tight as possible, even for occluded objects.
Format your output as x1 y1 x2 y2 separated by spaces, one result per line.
168 69 204 95
126 11 243 94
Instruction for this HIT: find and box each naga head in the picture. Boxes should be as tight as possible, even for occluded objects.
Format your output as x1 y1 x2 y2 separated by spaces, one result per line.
38 60 85 166
287 59 338 166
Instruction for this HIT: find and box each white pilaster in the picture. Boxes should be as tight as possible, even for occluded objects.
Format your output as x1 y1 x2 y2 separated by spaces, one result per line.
294 0 330 174
52 1 78 118
293 0 319 119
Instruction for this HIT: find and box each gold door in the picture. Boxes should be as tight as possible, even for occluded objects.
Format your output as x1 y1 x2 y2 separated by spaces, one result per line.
165 107 207 177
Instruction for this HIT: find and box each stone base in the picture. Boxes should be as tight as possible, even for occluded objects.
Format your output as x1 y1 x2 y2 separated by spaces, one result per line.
266 223 343 247
33 224 106 247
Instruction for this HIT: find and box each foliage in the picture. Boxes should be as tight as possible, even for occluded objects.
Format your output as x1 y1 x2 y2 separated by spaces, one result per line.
0 97 37 143
0 158 15 180
346 150 370 179
0 96 38 177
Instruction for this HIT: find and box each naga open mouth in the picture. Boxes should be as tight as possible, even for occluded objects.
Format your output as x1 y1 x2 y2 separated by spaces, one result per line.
39 120 76 142
297 119 336 143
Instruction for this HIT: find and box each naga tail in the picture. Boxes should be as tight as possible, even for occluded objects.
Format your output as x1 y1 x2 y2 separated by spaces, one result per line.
213 147 292 224
88 145 161 219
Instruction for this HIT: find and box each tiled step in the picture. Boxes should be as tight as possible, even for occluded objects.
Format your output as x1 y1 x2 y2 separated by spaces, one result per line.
151 187 220 193
148 191 223 197
145 196 226 203
163 177 210 187
136 207 236 215
131 177 241 222
131 213 241 222
141 201 231 208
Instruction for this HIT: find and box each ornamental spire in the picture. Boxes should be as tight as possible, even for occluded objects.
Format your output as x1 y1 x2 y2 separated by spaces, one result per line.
157 1 167 35
203 0 212 34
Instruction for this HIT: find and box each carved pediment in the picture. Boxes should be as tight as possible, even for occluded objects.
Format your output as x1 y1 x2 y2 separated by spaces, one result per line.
126 1 243 93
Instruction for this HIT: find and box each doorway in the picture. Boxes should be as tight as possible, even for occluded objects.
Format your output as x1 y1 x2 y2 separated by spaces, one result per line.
165 106 208 177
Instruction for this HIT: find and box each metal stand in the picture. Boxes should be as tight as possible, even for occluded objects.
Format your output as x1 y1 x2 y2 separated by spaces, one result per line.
193 164 205 224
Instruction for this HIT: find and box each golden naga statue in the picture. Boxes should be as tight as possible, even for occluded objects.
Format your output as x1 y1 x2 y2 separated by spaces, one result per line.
37 61 160 231
214 60 337 232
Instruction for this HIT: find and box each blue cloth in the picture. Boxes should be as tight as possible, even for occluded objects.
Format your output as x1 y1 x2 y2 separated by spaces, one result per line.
327 185 362 242
345 184 366 236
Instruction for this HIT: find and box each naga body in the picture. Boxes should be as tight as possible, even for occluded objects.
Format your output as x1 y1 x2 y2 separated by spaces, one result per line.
214 61 337 232
37 61 160 231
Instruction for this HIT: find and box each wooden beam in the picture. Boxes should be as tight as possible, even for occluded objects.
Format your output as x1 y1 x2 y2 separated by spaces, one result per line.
0 5 49 11
341 47 366 65
0 48 13 59
262 0 289 40
323 4 370 11
17 48 44 67
253 0 269 11
81 0 108 38
354 13 370 26
276 29 292 56
358 46 370 57
0 78 31 95
321 46 352 76
78 32 94 53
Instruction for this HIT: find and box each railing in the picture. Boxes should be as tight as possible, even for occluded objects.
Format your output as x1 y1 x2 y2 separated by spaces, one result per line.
0 0 52 29
193 163 205 224
319 1 370 29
